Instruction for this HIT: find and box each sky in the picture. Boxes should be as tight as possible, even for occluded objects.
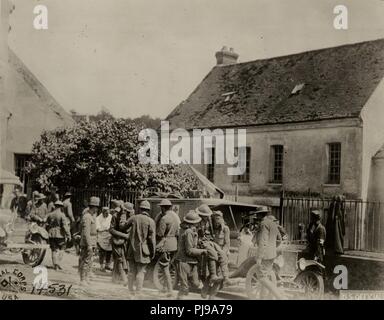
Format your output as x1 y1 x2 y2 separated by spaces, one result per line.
8 0 384 119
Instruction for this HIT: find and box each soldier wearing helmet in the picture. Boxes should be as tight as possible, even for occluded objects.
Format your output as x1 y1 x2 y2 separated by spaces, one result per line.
175 210 207 300
154 199 180 297
109 200 133 284
124 200 156 296
46 200 71 270
29 193 48 224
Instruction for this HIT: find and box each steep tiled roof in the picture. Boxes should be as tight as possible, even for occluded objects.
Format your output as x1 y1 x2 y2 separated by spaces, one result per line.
8 48 74 125
167 39 384 129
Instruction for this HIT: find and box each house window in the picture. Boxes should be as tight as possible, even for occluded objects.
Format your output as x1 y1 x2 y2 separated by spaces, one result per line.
233 147 250 183
14 154 32 192
328 143 341 184
271 145 284 183
206 148 215 182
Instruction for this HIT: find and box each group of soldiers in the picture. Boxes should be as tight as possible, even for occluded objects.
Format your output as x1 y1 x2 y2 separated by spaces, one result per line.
76 197 231 299
10 186 326 299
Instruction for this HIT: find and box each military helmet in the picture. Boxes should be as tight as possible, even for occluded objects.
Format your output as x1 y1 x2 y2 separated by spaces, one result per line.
196 204 212 217
36 193 46 200
111 199 120 207
139 200 151 210
89 196 101 207
212 210 223 218
311 209 322 220
253 206 270 216
158 199 172 207
123 202 135 213
183 210 202 224
54 200 64 207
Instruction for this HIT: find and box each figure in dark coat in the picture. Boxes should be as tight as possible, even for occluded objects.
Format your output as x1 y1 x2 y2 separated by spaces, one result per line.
124 201 156 295
326 195 345 254
46 201 71 270
307 210 327 263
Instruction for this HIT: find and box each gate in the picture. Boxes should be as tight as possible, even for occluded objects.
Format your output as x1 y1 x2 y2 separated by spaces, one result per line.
280 197 384 253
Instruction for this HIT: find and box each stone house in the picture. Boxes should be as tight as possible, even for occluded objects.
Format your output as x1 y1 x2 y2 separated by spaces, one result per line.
166 39 384 205
1 1 73 192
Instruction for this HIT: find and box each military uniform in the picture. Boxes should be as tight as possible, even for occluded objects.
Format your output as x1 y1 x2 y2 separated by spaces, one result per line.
155 208 180 294
307 222 326 263
109 206 129 283
254 214 281 279
63 198 75 223
46 202 71 269
125 201 156 294
29 202 48 223
175 211 206 299
79 197 99 284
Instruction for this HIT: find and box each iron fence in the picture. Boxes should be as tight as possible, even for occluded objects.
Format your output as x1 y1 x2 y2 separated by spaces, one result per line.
71 188 141 217
280 197 384 253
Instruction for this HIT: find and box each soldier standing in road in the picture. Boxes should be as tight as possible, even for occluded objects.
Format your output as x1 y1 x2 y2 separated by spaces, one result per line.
175 210 207 300
109 200 130 284
46 200 71 270
125 200 156 296
307 210 326 263
154 199 180 297
254 207 285 300
79 196 100 286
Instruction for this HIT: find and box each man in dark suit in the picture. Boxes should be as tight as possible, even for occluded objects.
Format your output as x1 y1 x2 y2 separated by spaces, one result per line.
307 210 326 263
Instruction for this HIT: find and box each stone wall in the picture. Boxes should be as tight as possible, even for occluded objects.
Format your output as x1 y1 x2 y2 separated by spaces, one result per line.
194 118 363 201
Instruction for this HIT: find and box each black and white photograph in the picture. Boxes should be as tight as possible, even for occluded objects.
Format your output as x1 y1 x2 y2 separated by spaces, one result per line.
0 0 384 304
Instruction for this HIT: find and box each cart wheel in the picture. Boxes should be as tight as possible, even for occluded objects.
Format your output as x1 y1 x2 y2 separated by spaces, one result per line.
22 234 47 267
153 259 178 291
296 270 324 299
245 264 276 300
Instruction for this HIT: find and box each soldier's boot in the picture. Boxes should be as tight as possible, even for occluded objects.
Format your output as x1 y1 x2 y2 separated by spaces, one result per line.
200 283 209 299
56 250 64 270
51 251 58 270
79 270 88 287
207 260 220 283
127 273 135 295
136 272 145 295
116 263 128 285
85 271 92 285
219 261 230 286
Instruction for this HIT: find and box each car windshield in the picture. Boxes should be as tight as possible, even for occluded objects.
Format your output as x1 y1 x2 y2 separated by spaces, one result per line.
0 183 15 210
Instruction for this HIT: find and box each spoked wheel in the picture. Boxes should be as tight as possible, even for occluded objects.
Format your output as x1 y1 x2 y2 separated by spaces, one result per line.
153 259 178 291
245 264 277 300
22 234 47 267
295 270 324 299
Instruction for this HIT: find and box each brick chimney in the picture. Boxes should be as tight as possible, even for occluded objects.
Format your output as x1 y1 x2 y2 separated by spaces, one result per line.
215 46 239 66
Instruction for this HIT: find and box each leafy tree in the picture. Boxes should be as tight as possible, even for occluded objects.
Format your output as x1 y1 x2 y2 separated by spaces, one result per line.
27 119 200 196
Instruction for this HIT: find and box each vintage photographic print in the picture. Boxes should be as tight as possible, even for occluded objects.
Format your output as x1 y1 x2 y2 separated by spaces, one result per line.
1 0 384 305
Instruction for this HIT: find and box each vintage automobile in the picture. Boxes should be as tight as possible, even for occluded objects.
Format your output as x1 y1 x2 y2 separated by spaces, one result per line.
0 169 49 267
138 194 265 291
231 210 325 299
